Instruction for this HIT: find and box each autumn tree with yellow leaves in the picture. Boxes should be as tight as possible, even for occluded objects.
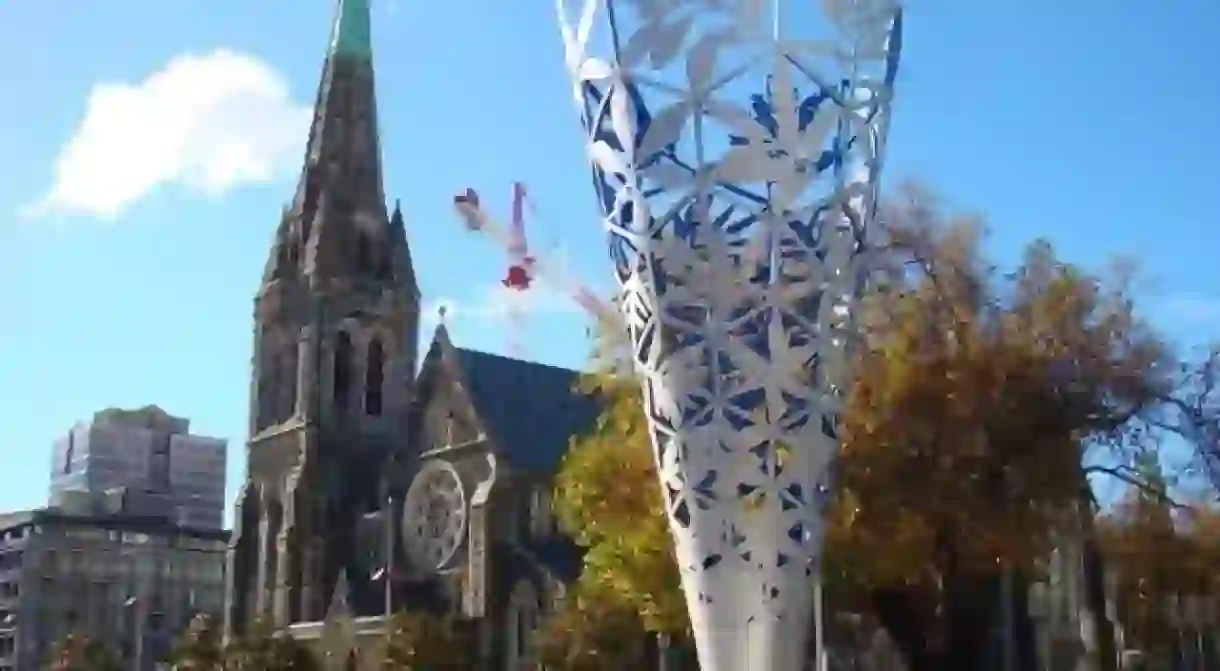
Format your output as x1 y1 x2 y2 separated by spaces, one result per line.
1100 451 1220 666
531 584 653 670
551 371 688 639
377 611 476 670
44 633 122 671
829 188 1181 669
552 185 1212 671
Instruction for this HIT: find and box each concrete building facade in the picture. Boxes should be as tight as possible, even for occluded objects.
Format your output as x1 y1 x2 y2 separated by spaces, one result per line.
0 507 229 671
49 406 227 531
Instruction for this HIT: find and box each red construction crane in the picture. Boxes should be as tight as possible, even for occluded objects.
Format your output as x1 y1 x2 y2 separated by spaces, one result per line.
453 184 618 357
502 182 537 292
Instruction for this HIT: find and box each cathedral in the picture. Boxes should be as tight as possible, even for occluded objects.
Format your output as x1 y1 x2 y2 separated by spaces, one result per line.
222 0 599 666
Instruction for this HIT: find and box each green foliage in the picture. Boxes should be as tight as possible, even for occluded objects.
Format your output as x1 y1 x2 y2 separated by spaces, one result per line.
532 586 650 670
553 368 688 636
833 191 1171 585
44 633 123 671
1101 486 1220 659
170 614 225 671
378 611 476 670
827 191 1178 669
224 619 318 671
554 185 1192 669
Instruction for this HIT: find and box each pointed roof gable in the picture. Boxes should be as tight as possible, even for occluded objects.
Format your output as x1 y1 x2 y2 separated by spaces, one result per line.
326 569 354 621
413 326 602 474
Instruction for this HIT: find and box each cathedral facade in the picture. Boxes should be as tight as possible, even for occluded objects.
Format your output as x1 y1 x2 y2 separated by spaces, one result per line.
223 1 596 666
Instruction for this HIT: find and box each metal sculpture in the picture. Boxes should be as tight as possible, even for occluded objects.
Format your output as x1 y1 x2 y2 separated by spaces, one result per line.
553 0 903 669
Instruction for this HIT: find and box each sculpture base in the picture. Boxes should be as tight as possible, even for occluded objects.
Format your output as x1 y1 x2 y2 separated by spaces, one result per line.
683 564 817 671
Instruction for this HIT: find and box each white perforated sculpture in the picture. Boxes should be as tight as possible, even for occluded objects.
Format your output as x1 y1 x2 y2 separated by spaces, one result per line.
554 1 903 669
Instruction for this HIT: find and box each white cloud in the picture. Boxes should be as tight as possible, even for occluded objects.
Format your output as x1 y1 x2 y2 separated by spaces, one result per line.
23 49 311 220
422 282 584 329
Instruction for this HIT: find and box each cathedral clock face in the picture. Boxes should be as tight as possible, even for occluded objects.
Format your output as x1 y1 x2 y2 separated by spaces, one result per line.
402 460 468 572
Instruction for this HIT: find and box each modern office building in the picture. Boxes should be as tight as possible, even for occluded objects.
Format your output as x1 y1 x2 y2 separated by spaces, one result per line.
49 406 227 530
0 503 229 671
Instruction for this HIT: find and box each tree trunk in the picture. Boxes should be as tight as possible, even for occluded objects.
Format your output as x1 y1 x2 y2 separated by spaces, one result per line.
943 573 1000 671
870 587 935 671
1010 571 1040 671
1079 495 1120 671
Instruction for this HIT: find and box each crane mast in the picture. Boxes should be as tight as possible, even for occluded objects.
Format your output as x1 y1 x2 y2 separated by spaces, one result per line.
453 186 618 356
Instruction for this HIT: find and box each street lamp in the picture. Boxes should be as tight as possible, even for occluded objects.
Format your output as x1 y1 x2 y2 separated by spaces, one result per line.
1027 582 1051 670
1181 594 1213 671
124 595 146 671
553 1 902 669
370 493 397 658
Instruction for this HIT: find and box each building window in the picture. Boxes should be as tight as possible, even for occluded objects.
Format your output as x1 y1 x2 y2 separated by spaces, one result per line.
377 247 393 280
356 233 372 273
507 582 539 671
334 331 354 409
529 488 549 538
365 339 384 416
280 348 299 423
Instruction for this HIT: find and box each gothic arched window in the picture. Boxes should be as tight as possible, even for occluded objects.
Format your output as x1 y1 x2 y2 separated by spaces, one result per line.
365 339 384 417
376 246 393 281
280 347 299 423
334 331 354 409
356 233 372 273
507 582 540 670
257 341 277 430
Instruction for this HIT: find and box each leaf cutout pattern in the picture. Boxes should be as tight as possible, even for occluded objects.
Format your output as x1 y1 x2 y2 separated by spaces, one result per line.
555 0 904 668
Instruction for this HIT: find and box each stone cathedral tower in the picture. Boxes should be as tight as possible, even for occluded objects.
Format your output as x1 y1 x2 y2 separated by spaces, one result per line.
225 0 419 636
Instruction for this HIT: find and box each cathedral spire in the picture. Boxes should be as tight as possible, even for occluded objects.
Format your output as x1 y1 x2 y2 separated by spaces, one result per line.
330 0 373 58
276 0 396 285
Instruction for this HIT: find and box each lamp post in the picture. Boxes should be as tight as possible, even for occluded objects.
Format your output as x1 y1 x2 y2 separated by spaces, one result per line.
1183 594 1208 671
124 534 159 671
1028 582 1051 671
1168 594 1184 670
553 1 902 669
124 595 145 671
370 493 395 656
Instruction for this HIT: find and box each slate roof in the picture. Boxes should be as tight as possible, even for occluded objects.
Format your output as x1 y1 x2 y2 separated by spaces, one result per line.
451 348 603 474
492 539 586 603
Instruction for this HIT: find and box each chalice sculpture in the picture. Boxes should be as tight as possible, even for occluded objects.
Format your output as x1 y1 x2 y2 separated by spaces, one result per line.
554 0 903 669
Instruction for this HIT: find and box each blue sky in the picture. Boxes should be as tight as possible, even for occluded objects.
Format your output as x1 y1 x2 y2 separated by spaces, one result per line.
0 0 1216 518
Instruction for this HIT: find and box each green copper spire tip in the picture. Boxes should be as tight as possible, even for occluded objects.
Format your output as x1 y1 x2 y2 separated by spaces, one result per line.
329 0 373 57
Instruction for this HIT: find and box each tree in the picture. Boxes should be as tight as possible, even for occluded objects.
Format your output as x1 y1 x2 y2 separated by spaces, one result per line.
555 185 1192 670
552 372 689 638
224 619 318 671
1101 469 1220 665
831 188 1181 670
169 614 224 671
44 633 122 671
532 586 651 670
377 611 475 670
